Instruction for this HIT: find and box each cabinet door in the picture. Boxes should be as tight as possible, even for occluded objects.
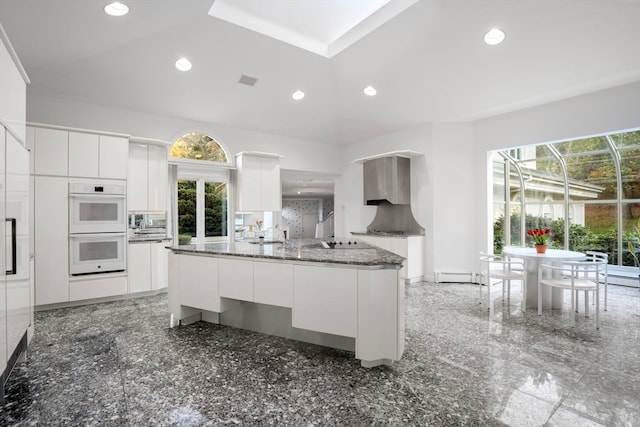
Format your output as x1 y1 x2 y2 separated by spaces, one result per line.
127 143 148 211
236 154 263 212
0 40 26 142
219 258 254 301
34 128 68 176
34 176 69 305
292 265 357 337
68 132 99 177
147 145 167 211
150 242 168 290
128 243 151 293
0 128 7 373
5 133 31 354
260 156 281 211
99 135 128 179
69 276 127 301
254 261 293 307
178 255 220 312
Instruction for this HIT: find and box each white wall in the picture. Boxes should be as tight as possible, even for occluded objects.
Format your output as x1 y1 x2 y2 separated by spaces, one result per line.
26 93 342 175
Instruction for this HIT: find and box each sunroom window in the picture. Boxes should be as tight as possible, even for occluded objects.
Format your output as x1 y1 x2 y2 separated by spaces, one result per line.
491 129 640 283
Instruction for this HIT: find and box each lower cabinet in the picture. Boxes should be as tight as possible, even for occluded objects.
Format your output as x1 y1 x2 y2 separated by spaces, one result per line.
69 275 127 301
292 265 357 337
170 254 220 313
219 258 253 301
253 261 293 308
356 235 424 282
127 242 169 293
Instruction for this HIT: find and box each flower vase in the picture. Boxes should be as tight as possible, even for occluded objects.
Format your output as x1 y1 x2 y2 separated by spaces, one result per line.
535 244 548 254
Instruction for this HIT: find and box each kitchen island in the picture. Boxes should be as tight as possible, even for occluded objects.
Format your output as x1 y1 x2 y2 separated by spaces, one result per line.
168 239 405 367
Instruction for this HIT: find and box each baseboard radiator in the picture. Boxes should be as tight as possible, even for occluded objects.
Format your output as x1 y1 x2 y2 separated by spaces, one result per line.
433 271 477 284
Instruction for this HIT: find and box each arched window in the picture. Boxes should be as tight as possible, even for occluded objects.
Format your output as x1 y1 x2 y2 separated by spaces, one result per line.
170 132 228 162
170 132 230 244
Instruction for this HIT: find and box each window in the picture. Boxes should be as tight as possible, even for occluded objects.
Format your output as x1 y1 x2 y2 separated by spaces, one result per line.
491 129 640 273
171 132 231 244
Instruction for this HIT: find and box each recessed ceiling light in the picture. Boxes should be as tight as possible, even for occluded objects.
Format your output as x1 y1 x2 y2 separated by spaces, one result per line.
175 57 192 72
364 86 377 96
104 2 129 16
484 28 505 45
292 90 305 101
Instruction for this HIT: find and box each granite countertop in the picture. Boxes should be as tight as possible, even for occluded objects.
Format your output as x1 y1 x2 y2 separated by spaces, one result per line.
129 236 173 243
169 238 404 268
351 231 425 237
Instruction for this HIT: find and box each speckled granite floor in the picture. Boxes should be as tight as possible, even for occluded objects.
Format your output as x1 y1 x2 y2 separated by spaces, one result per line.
1 282 639 426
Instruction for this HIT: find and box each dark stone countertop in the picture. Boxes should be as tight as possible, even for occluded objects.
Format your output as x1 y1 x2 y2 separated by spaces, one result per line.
351 231 425 237
169 238 404 268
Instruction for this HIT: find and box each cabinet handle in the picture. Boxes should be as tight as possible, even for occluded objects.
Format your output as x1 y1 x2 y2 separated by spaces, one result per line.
6 218 17 275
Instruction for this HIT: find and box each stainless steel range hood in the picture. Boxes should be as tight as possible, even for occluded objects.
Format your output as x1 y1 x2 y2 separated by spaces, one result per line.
362 155 424 235
363 156 410 205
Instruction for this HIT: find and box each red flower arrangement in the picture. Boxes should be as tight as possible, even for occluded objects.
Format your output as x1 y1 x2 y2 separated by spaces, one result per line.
527 228 551 245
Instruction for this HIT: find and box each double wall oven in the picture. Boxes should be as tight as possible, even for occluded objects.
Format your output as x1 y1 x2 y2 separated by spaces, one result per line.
69 183 126 275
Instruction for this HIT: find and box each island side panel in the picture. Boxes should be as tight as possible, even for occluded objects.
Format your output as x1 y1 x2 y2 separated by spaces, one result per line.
356 269 402 365
168 253 220 324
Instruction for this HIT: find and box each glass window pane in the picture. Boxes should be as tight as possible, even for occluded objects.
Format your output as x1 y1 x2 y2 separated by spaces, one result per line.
612 130 640 200
204 181 228 238
170 132 228 162
623 202 640 267
177 180 196 239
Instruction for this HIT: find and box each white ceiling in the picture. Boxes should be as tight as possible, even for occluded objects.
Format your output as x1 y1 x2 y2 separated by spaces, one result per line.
1 0 638 145
208 0 417 58
1 0 639 196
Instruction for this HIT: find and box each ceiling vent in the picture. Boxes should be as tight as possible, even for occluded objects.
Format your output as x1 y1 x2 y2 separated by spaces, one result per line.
238 75 258 86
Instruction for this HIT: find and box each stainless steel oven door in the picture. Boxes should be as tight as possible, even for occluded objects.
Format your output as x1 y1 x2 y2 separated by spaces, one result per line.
69 232 126 275
69 193 126 234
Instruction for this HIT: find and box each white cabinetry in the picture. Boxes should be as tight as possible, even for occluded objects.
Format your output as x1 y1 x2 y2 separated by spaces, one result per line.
68 132 127 179
128 142 167 211
128 241 168 293
253 261 293 307
219 258 254 301
68 132 99 177
99 135 128 179
34 176 68 305
356 234 424 282
235 152 281 212
128 243 151 293
170 254 220 312
292 265 357 337
34 128 68 176
0 34 27 142
1 126 31 384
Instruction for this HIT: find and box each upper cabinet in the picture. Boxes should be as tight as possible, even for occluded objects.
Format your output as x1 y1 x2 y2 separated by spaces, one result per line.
128 141 168 211
235 152 281 212
29 126 128 180
0 28 27 142
68 132 127 179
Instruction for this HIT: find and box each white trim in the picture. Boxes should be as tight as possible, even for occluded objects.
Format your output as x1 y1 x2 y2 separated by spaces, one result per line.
351 150 424 164
27 121 129 138
0 23 30 84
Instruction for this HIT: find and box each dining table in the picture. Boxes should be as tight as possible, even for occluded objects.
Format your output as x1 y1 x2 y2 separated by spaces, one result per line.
502 246 586 310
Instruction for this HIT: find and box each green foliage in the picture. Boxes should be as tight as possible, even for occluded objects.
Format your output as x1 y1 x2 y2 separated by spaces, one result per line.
177 180 228 238
170 132 227 162
628 219 640 268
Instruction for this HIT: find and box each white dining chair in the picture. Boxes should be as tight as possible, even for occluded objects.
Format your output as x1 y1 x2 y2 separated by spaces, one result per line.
479 253 526 311
537 259 606 329
585 251 609 311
